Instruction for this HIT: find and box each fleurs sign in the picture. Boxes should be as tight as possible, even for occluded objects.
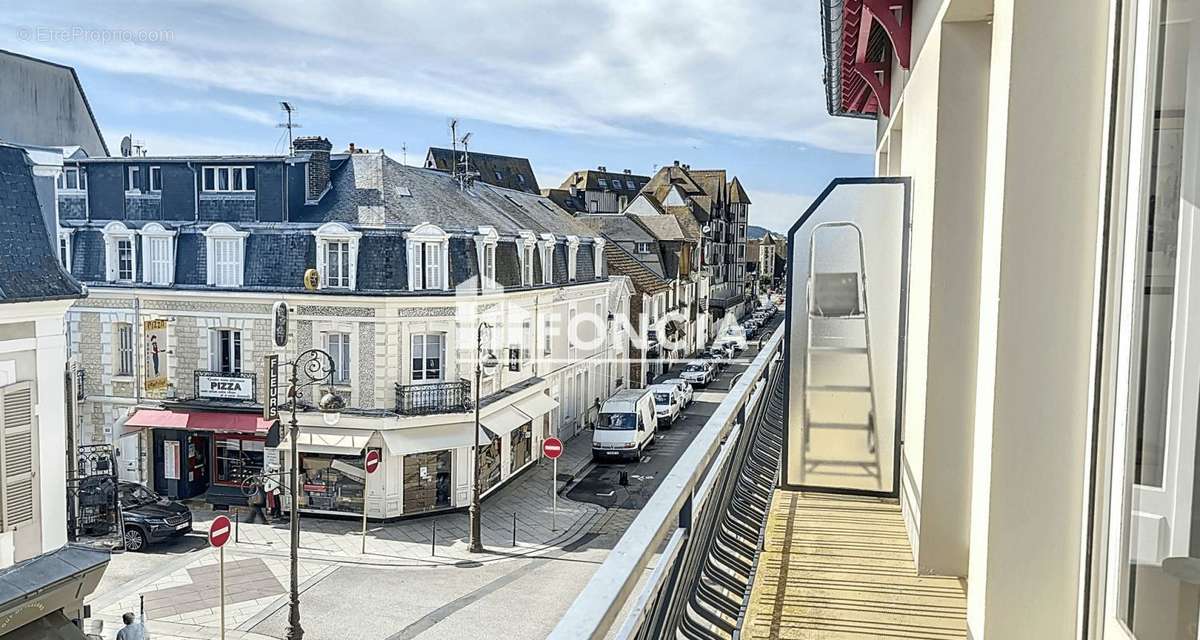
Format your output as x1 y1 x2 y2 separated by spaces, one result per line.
195 371 256 401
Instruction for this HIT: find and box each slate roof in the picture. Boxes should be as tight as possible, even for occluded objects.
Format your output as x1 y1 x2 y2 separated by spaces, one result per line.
540 187 589 213
425 147 540 193
64 150 603 295
576 215 665 279
632 213 686 242
728 176 752 204
0 144 84 304
688 169 728 203
665 206 704 240
0 49 109 156
604 243 669 295
559 169 650 193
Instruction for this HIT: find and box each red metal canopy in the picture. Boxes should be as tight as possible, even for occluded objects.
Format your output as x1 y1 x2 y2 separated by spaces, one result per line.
824 0 913 118
124 409 273 435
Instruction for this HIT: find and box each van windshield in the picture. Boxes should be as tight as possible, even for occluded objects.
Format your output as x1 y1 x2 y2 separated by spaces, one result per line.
597 412 637 430
684 364 705 372
654 392 671 405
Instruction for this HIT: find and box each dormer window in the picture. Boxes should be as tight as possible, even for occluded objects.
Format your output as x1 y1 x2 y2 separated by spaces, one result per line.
566 235 580 282
57 228 73 271
598 178 608 188
202 166 256 193
102 221 137 283
635 242 652 254
203 223 249 287
406 224 450 291
538 233 555 285
313 222 362 290
517 231 537 286
140 223 176 285
57 167 86 192
473 226 499 290
126 166 141 193
149 166 162 192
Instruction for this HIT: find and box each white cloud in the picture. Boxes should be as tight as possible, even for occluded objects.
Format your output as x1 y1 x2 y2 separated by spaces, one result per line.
0 0 874 154
748 190 816 234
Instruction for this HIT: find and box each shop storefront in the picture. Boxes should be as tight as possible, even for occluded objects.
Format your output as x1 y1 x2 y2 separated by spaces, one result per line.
277 426 373 516
403 450 453 514
122 408 275 507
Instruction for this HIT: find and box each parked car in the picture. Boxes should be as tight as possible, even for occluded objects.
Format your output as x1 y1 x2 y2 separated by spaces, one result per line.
593 388 657 461
118 481 193 551
715 330 747 353
698 349 730 371
662 378 695 406
680 360 717 386
650 383 684 426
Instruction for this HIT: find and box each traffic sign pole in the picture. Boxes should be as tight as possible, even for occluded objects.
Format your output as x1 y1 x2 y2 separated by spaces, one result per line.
541 438 564 532
362 449 380 554
208 514 232 640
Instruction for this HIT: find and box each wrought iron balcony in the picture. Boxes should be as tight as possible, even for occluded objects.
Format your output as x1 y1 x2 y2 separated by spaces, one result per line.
394 379 472 415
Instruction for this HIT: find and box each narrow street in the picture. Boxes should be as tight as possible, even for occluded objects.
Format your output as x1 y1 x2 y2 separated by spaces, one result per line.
86 318 781 640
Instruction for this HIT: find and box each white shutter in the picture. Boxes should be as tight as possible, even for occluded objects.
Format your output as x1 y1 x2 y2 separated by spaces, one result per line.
1 381 35 530
411 242 424 290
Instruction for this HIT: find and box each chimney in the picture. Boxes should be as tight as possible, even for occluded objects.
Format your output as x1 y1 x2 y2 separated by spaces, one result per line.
673 160 680 167
624 169 632 175
598 165 607 172
294 136 332 202
348 142 356 153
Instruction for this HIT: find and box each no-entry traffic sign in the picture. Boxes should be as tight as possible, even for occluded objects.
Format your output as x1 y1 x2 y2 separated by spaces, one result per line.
542 437 564 460
365 449 381 474
209 514 232 548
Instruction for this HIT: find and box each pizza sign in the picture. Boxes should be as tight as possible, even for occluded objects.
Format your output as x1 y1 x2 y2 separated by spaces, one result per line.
196 371 256 401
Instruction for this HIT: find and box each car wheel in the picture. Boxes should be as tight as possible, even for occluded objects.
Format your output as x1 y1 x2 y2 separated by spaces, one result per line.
124 526 147 552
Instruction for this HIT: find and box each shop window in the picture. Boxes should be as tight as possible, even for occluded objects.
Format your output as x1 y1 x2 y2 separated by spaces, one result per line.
511 423 532 472
403 450 452 513
411 333 444 382
297 452 364 514
213 438 264 486
477 434 502 494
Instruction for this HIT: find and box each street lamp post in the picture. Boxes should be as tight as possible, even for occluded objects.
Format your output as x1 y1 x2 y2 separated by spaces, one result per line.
469 322 498 553
282 349 345 640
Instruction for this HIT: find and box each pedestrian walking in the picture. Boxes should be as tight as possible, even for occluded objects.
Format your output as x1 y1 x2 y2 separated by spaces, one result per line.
116 612 148 640
264 467 283 519
244 481 271 524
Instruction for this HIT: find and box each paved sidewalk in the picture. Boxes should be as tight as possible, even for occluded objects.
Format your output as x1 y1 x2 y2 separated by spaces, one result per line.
86 434 603 639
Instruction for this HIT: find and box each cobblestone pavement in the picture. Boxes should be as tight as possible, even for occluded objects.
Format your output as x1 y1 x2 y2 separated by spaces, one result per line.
85 428 601 640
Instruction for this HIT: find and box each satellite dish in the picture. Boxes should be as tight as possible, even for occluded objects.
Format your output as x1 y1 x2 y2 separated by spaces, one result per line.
120 136 133 157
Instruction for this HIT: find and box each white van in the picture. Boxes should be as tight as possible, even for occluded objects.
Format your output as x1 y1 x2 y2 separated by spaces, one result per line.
649 383 684 426
592 388 657 461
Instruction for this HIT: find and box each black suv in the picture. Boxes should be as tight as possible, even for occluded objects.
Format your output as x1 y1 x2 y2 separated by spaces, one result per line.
118 482 193 551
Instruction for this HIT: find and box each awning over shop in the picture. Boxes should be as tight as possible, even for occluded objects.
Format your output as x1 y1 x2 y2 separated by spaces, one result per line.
277 426 374 456
123 409 273 436
479 406 533 437
4 611 86 640
0 545 109 638
514 393 558 419
381 423 489 457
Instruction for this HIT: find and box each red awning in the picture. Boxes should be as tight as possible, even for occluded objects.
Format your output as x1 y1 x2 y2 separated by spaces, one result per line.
124 409 273 435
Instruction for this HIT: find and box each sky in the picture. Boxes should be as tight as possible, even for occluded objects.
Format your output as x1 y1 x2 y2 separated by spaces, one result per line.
0 0 874 233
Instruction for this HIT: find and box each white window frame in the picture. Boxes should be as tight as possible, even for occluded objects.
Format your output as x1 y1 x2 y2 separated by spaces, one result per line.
115 322 134 377
635 242 653 254
203 223 249 287
410 333 445 383
102 221 137 283
405 224 450 291
57 228 73 271
209 328 243 373
566 235 580 282
149 165 162 192
326 332 352 385
473 226 499 290
313 222 362 290
126 165 141 193
57 166 86 192
202 166 256 193
140 222 176 285
598 178 608 188
538 233 555 285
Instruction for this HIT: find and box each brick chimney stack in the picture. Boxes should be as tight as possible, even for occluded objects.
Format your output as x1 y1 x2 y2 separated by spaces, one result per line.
294 136 332 203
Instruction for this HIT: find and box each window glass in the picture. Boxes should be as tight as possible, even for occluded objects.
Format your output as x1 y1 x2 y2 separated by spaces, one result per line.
1113 0 1200 635
117 239 134 281
327 333 351 384
215 329 242 373
298 452 364 514
214 438 264 485
150 166 162 192
598 412 636 431
411 334 443 382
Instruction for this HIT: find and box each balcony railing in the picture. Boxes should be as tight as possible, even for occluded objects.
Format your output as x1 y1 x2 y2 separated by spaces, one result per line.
394 379 472 415
549 328 783 640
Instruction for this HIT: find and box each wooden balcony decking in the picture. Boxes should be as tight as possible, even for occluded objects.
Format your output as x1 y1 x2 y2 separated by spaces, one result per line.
742 491 967 639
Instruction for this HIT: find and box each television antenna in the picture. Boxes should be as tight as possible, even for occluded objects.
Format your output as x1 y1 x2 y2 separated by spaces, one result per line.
278 101 302 154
